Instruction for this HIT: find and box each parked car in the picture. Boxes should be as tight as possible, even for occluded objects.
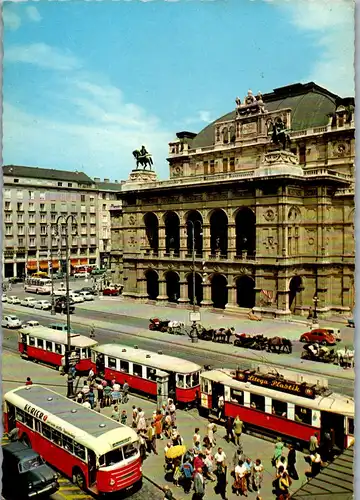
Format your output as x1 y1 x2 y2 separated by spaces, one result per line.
91 268 106 276
73 272 88 279
347 318 355 328
2 315 22 328
54 288 73 296
78 286 98 295
103 287 120 296
7 296 21 305
2 294 7 302
54 297 75 314
21 320 41 329
300 328 336 346
79 291 95 301
2 441 59 499
20 297 37 308
34 300 52 310
49 323 75 333
53 272 64 280
69 292 85 303
321 326 341 342
8 276 24 284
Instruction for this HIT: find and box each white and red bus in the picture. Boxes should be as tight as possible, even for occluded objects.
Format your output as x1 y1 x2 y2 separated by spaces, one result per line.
92 344 201 405
200 367 354 450
19 326 97 373
3 385 142 495
24 277 52 294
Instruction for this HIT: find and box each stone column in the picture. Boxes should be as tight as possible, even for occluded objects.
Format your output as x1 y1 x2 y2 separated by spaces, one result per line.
202 223 211 259
137 278 149 300
227 224 236 260
179 226 188 259
225 285 239 310
13 262 17 278
201 282 213 307
156 280 168 302
139 226 147 255
158 224 166 257
178 280 190 306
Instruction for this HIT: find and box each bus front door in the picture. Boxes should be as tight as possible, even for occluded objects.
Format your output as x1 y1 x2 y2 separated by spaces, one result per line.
87 449 97 486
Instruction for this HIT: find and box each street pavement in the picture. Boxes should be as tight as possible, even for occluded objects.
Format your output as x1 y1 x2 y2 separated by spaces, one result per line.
3 295 355 397
2 350 311 500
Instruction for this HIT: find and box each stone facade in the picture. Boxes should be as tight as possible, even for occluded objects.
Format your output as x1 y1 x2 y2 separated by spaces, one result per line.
111 83 355 318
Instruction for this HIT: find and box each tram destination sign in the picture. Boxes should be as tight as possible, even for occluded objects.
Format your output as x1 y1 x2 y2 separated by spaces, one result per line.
236 370 316 399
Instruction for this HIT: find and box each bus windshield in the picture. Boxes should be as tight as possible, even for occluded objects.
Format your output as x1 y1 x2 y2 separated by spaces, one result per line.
99 443 138 467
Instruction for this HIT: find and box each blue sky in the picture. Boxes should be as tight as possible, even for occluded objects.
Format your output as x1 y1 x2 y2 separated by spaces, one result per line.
3 0 354 180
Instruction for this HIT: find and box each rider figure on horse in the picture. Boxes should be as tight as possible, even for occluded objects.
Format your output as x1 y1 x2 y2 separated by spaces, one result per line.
139 145 148 158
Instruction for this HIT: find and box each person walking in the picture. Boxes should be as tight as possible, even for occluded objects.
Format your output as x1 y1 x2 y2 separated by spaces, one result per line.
243 458 253 492
287 444 299 480
272 437 284 467
104 384 112 407
225 417 233 443
132 405 138 428
233 416 243 447
122 380 129 401
120 409 128 425
180 458 194 494
207 420 217 446
163 412 172 438
193 467 205 500
25 377 33 386
147 421 158 455
274 465 292 500
252 459 264 495
137 408 146 432
155 410 163 439
87 388 95 409
111 405 120 422
233 460 247 497
193 427 201 446
309 432 319 453
168 399 176 427
276 456 287 473
216 462 228 500
97 382 104 408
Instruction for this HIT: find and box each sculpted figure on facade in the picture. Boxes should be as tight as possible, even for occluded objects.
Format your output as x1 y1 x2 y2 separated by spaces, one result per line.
235 89 267 116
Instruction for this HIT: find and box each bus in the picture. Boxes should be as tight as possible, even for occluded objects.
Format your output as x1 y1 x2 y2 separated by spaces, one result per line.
24 277 51 295
18 326 97 373
91 344 201 406
200 366 355 450
3 385 142 495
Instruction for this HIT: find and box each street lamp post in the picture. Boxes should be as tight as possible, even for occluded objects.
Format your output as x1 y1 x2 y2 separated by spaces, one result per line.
187 220 203 340
49 226 56 315
55 214 78 399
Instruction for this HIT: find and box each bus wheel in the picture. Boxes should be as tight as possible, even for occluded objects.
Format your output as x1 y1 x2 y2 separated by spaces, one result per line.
72 468 86 490
21 434 31 447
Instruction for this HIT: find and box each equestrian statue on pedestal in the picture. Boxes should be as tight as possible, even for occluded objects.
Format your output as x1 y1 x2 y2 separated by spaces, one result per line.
132 145 154 170
269 118 291 150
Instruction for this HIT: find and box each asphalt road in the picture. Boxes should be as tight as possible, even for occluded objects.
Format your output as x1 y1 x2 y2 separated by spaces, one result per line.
2 304 354 397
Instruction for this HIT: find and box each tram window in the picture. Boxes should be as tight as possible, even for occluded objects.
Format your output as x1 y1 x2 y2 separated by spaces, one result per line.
84 348 90 358
250 394 265 411
52 430 63 447
185 375 191 388
230 389 244 405
29 337 35 346
146 367 157 381
42 423 52 440
133 363 142 377
16 409 25 423
272 399 287 417
37 339 44 349
201 379 210 393
46 341 53 351
24 414 34 428
63 435 74 453
108 357 117 369
177 375 184 387
120 360 129 373
294 405 312 425
348 418 354 436
193 372 199 387
74 443 86 460
55 343 62 354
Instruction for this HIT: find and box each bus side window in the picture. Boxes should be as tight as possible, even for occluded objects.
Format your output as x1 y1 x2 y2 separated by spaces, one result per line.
55 343 62 354
29 337 35 347
42 423 52 440
294 405 312 425
16 409 25 423
24 414 34 429
63 436 74 453
120 360 129 373
37 339 44 349
250 394 265 411
34 420 42 433
46 341 53 351
74 444 86 461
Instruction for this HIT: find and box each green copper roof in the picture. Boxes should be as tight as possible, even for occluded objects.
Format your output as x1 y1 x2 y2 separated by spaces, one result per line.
191 83 339 149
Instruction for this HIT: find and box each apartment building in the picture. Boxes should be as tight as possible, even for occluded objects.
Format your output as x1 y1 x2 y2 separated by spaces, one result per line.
2 165 121 278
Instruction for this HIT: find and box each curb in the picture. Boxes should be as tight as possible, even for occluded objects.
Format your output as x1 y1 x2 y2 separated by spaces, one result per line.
5 305 354 382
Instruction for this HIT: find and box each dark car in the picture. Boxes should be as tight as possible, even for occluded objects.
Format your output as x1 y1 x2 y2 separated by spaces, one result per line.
2 441 59 499
9 277 24 284
300 328 336 346
54 296 75 314
78 286 98 295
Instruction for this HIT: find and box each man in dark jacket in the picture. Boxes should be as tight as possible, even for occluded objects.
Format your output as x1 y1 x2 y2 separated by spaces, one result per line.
193 467 205 500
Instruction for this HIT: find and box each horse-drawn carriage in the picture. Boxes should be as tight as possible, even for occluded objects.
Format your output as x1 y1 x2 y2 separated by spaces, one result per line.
234 333 267 350
148 318 170 332
196 325 234 343
301 343 335 363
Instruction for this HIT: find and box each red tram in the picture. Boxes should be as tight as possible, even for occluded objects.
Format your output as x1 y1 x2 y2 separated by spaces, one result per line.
200 366 354 449
18 326 98 373
91 344 201 405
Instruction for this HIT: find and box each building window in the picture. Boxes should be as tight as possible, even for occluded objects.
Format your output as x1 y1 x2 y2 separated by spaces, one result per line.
40 225 47 235
40 214 46 223
4 189 11 199
5 225 12 236
68 183 72 187
90 195 95 204
29 238 36 247
5 213 11 222
41 237 47 246
71 204 76 213
29 226 36 235
4 201 11 210
51 214 56 222
229 157 235 172
17 202 23 211
39 192 45 200
18 225 25 235
299 145 306 163
51 203 56 211
14 178 19 183
58 182 62 187
29 214 35 223
90 216 96 224
18 238 24 246
61 203 67 212
81 195 86 202
29 202 35 211
81 215 86 223
223 158 228 173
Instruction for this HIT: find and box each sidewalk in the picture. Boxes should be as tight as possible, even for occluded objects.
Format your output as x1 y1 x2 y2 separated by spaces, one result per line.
2 351 310 500
4 303 355 382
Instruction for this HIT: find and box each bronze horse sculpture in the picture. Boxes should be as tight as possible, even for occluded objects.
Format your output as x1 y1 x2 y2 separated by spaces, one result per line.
270 120 291 150
132 149 153 170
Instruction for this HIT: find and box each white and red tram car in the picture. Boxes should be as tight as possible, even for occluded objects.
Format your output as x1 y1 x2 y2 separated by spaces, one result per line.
200 367 354 449
91 344 201 405
3 385 141 495
18 326 98 373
